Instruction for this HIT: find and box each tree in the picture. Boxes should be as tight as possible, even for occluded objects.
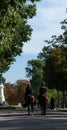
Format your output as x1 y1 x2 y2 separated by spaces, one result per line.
38 10 67 88
25 59 44 95
4 83 18 105
37 11 67 107
14 79 29 105
4 79 29 105
45 47 66 89
0 0 40 73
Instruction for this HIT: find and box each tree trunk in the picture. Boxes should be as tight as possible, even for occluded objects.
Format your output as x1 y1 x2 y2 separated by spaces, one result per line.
62 90 65 109
57 90 59 108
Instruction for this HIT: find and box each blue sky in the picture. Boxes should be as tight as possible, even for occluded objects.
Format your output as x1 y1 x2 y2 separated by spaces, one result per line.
4 0 67 83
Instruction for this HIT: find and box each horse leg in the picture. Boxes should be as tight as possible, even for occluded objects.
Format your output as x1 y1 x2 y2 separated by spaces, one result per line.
28 105 30 115
31 103 33 115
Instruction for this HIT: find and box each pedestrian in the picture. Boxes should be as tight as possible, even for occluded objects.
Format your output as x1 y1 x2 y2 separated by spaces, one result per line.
38 83 48 115
25 83 34 115
50 97 55 111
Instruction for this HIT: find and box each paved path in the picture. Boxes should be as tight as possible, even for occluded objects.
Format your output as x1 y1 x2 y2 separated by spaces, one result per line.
0 110 67 130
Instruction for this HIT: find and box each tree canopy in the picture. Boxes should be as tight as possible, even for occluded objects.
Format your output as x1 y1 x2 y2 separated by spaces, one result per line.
26 11 67 94
25 59 44 94
0 0 40 73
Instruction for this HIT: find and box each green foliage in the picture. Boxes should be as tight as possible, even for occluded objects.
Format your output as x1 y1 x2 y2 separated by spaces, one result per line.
38 11 67 92
0 0 40 73
43 46 67 91
25 10 67 107
47 89 63 107
25 59 44 95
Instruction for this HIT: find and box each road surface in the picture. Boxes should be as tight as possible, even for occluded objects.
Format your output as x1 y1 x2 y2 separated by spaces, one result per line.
0 111 67 130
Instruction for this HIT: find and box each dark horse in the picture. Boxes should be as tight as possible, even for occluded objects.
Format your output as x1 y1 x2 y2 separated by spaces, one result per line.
25 94 34 115
38 83 48 115
24 83 34 115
